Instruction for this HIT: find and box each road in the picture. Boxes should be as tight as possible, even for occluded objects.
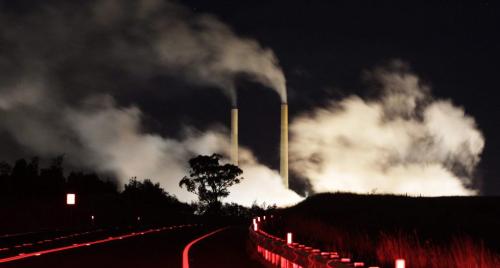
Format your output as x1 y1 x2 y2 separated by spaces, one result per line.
0 225 263 268
188 226 261 268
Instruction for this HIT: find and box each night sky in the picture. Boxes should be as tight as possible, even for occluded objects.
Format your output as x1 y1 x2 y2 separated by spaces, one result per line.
0 0 499 197
180 0 500 194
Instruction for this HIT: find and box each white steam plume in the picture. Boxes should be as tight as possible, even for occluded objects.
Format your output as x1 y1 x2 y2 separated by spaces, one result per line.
151 8 288 104
1 90 300 206
93 0 287 104
290 61 484 196
0 0 295 206
66 95 300 205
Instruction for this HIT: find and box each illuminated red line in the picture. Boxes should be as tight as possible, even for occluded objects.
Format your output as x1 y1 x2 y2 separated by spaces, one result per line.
182 227 228 268
0 225 187 264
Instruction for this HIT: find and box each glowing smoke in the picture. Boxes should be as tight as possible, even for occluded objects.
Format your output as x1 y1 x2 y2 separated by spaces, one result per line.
0 0 295 206
290 61 484 196
134 0 288 104
65 95 300 205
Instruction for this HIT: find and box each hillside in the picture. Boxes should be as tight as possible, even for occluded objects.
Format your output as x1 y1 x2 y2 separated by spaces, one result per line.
266 193 500 267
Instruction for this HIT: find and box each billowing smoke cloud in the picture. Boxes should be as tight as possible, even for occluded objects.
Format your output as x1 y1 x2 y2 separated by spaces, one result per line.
0 0 286 104
65 95 300 205
0 88 301 205
290 61 484 196
143 0 288 104
0 0 296 206
91 0 286 105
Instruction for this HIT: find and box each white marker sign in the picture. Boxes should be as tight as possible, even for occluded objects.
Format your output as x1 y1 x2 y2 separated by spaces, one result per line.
66 193 76 205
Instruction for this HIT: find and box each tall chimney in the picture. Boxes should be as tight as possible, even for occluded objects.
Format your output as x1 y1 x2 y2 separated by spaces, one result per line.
231 108 238 165
280 103 289 188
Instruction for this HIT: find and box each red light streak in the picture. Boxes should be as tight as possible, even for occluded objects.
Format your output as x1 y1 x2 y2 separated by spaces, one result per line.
257 245 303 268
251 222 378 268
182 227 227 268
0 225 188 264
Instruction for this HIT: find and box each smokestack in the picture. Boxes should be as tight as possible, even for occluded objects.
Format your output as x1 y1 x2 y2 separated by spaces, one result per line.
280 103 289 188
231 108 238 165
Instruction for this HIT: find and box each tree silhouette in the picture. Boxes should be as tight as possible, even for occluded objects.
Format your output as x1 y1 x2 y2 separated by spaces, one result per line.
0 161 11 176
26 157 39 195
179 154 243 210
11 158 29 195
0 156 201 231
67 172 117 195
39 155 66 199
122 177 192 223
0 161 12 194
123 177 170 205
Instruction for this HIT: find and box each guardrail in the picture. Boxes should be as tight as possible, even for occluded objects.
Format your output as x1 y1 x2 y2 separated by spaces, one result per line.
249 216 395 268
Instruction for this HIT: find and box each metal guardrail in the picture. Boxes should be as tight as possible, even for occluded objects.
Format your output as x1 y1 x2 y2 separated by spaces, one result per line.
249 216 382 268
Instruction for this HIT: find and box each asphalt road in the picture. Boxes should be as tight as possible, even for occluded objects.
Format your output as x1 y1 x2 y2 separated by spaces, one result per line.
1 225 263 268
189 226 262 268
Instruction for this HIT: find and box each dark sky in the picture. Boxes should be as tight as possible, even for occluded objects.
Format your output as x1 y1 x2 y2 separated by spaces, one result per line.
174 0 500 193
0 0 499 195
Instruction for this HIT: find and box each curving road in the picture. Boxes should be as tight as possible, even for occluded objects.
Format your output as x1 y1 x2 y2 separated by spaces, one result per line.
1 225 262 268
188 226 262 268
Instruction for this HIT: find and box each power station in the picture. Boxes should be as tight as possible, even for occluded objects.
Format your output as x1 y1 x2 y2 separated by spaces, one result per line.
230 103 289 189
231 107 238 165
280 103 289 188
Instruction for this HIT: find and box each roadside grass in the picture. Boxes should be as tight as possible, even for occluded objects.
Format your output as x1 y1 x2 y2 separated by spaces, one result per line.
267 193 500 268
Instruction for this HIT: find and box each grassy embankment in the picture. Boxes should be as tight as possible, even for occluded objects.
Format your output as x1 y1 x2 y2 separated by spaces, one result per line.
266 193 500 268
